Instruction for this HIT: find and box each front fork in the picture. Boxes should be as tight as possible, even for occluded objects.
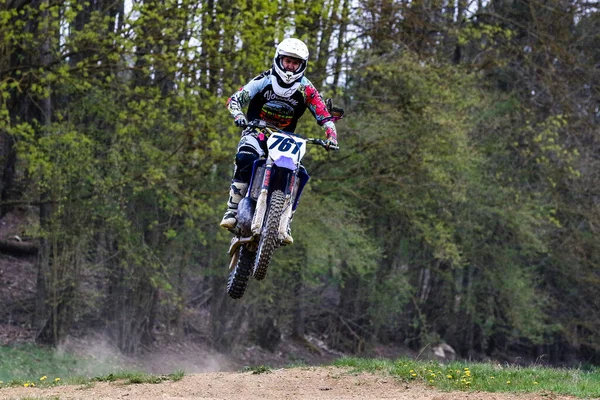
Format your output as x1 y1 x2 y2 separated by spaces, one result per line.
277 176 296 242
251 164 272 235
250 164 297 239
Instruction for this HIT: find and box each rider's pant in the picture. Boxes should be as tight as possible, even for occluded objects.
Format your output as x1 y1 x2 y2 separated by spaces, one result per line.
233 131 266 183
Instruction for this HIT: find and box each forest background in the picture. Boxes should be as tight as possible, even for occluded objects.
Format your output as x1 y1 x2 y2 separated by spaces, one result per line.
0 0 599 367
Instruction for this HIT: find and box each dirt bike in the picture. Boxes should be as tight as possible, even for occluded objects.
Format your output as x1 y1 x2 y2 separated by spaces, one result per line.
226 101 344 299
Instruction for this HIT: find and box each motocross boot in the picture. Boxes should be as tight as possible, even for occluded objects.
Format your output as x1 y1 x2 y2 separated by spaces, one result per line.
282 212 294 245
220 181 248 229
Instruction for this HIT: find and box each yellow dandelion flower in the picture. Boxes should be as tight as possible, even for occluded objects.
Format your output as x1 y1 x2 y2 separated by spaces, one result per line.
490 376 495 379
24 383 29 387
447 375 453 379
55 378 61 382
410 369 414 373
430 373 436 377
40 376 47 381
464 367 469 371
411 373 417 377
507 380 511 384
533 381 539 385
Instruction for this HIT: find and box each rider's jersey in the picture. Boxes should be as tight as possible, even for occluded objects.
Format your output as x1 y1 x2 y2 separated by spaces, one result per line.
227 69 336 135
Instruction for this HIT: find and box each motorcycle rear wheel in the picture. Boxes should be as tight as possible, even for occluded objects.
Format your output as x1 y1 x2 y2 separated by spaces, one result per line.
227 246 256 299
253 189 285 280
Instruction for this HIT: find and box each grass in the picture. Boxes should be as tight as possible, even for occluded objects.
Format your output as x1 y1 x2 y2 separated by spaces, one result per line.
0 344 185 389
92 370 185 384
334 357 600 398
242 365 272 374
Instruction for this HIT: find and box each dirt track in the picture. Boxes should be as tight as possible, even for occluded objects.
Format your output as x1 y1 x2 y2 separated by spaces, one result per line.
0 366 579 400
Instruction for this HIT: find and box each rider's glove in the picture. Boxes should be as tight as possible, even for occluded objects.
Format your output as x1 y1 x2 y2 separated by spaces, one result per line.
234 114 247 127
324 122 338 149
325 138 338 150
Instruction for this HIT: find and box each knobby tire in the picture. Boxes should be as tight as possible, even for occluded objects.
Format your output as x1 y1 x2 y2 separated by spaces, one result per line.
253 189 285 280
227 246 255 299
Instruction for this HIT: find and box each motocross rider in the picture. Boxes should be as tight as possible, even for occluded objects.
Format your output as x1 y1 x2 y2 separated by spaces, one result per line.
219 38 339 245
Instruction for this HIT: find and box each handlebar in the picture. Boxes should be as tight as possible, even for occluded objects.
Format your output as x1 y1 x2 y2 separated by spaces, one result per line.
306 138 340 151
243 119 339 151
243 119 267 130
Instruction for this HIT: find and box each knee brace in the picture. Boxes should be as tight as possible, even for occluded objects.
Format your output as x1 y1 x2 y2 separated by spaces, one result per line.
234 148 259 182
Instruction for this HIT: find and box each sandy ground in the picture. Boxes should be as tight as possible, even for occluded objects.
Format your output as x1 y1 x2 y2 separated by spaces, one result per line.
0 366 580 400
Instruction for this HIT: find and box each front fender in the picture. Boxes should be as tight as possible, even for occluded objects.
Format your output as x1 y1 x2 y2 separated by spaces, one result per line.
237 197 255 237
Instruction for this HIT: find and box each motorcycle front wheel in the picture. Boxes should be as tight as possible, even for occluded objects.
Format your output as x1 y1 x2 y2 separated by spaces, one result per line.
253 189 285 280
227 245 256 299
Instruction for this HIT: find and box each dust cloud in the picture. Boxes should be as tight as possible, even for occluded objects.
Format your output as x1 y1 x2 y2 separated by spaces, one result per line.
58 334 235 376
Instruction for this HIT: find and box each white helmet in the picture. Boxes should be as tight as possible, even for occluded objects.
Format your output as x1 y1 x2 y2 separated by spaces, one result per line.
273 38 309 85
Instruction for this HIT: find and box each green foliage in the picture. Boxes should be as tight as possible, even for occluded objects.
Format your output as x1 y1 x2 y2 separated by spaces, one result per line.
342 49 566 350
1 0 599 364
296 190 379 280
347 53 481 263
